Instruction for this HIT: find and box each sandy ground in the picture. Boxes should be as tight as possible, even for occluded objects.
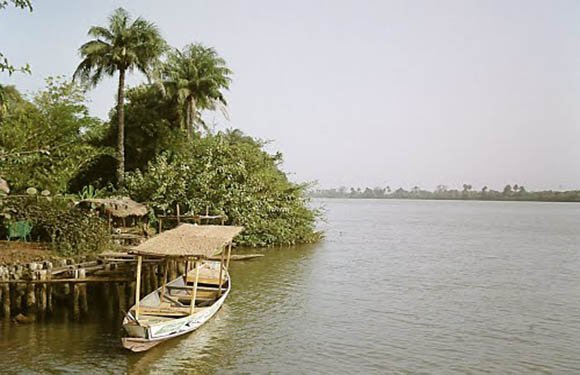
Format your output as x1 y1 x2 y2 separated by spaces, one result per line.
0 241 61 264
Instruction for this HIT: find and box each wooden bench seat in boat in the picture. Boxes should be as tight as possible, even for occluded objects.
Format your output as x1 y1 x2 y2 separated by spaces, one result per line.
185 265 226 286
166 285 220 292
168 289 218 302
133 306 209 320
185 274 226 286
133 306 191 317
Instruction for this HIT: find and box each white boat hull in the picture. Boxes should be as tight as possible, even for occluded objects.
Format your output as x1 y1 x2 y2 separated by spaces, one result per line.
122 264 230 352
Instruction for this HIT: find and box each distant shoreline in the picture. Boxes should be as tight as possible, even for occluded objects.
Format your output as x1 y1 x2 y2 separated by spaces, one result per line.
310 196 580 203
310 186 580 203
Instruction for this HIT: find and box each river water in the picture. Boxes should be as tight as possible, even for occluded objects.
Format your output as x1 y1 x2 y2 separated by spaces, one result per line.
1 199 579 374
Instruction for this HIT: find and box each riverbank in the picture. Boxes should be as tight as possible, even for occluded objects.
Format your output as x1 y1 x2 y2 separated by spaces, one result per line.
311 192 580 203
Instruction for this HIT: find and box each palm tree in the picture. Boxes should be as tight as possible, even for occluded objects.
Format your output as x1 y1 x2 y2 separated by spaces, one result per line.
161 44 232 139
73 8 166 186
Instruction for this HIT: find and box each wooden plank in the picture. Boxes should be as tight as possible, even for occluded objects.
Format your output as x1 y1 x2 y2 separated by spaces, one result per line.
172 290 217 301
136 308 189 317
184 276 226 285
218 247 225 296
226 242 232 270
135 256 142 320
189 261 199 315
166 285 219 292
162 293 184 306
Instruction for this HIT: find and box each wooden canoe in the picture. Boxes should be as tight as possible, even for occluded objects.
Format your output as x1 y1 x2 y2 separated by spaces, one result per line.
121 261 230 352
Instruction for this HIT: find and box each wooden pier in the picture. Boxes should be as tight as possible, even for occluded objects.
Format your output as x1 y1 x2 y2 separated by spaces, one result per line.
0 251 263 322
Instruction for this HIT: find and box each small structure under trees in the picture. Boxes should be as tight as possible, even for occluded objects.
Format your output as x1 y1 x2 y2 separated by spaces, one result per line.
77 197 149 245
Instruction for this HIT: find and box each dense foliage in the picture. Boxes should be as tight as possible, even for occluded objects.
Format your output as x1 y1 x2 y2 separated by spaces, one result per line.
125 130 321 246
0 196 110 256
0 7 321 251
0 78 109 194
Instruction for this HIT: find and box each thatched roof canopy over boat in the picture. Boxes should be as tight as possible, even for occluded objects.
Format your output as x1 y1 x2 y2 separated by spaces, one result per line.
130 224 243 258
78 197 148 218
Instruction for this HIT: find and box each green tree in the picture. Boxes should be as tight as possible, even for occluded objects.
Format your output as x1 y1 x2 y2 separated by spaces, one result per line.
107 84 184 171
162 44 232 139
73 7 166 187
125 130 320 246
0 77 108 193
502 184 512 196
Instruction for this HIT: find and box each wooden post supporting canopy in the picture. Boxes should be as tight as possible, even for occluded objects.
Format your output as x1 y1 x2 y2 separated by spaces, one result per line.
226 242 232 271
135 256 142 320
217 246 226 296
160 257 169 303
189 260 200 315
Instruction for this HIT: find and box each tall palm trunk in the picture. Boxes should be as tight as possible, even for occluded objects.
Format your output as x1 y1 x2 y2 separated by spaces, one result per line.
116 68 126 187
186 95 195 140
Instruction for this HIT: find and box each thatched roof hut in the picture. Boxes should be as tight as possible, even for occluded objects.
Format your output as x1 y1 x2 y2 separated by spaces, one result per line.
130 224 243 258
78 197 148 218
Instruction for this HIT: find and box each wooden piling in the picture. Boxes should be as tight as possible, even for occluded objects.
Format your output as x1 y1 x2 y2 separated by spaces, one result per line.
45 262 53 315
72 270 80 320
14 265 24 314
37 270 48 317
128 281 136 306
1 267 9 318
117 282 127 315
79 269 88 316
102 282 113 318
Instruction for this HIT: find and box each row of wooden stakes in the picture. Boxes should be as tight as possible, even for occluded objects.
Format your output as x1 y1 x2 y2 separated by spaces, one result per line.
0 259 186 323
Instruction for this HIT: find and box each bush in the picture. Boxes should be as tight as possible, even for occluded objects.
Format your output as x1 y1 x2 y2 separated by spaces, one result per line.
125 130 322 247
0 78 110 194
0 196 110 256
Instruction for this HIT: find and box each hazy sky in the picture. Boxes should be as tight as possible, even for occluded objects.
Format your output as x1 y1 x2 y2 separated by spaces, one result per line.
1 0 579 191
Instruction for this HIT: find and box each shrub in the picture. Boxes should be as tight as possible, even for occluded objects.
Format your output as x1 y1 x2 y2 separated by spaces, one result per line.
125 130 322 247
0 196 110 256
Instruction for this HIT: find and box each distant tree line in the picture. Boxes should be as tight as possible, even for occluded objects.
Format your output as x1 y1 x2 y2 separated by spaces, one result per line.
311 184 580 202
